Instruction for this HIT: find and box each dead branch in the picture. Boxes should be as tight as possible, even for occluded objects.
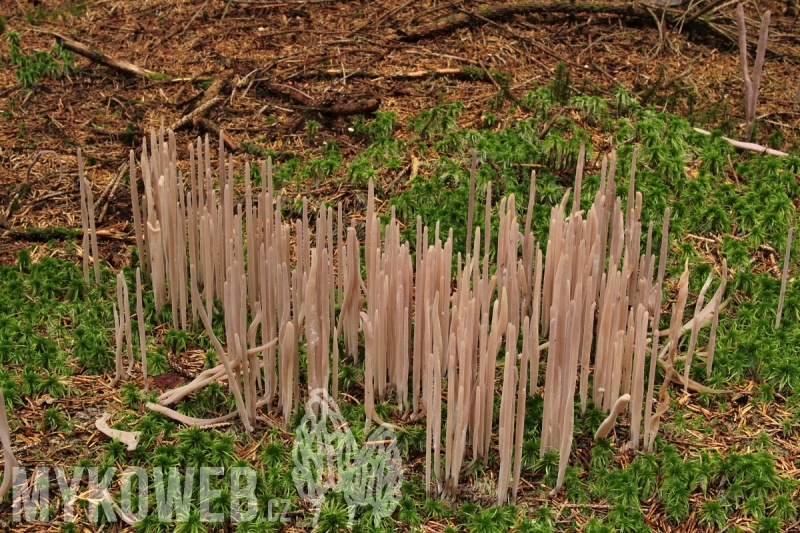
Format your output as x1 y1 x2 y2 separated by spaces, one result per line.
261 82 316 106
302 98 381 116
290 68 477 81
168 97 222 132
260 82 381 116
41 30 164 79
169 72 229 128
399 0 733 47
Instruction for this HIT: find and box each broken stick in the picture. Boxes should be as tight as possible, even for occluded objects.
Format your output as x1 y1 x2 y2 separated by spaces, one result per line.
168 71 231 131
41 30 164 80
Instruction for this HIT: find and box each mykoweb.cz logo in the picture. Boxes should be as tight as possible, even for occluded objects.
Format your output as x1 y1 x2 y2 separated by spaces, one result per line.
6 388 403 526
292 388 403 527
8 465 291 525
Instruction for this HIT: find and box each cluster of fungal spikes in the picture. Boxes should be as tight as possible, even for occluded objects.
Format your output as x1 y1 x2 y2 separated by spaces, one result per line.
125 129 728 502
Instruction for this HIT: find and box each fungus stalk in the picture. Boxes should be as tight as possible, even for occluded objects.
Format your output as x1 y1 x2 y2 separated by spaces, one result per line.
135 268 148 390
707 259 728 377
0 390 19 500
595 394 631 440
775 223 794 329
736 3 771 138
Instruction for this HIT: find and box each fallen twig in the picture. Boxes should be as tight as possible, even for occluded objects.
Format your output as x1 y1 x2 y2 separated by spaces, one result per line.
168 97 222 132
96 161 130 222
260 82 316 105
181 0 210 35
693 127 788 156
168 72 232 139
40 30 164 79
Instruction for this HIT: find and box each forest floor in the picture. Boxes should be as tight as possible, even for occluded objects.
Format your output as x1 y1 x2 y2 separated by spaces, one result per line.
2 0 800 235
0 1 800 532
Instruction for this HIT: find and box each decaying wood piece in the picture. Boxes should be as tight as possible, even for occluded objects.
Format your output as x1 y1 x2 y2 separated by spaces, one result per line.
95 413 141 451
262 83 315 106
303 99 381 116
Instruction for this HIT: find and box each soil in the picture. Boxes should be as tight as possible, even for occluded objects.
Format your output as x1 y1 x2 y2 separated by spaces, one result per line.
2 0 800 249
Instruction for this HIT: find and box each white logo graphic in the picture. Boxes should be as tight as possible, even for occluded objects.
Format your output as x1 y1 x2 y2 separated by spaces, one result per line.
291 389 403 527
